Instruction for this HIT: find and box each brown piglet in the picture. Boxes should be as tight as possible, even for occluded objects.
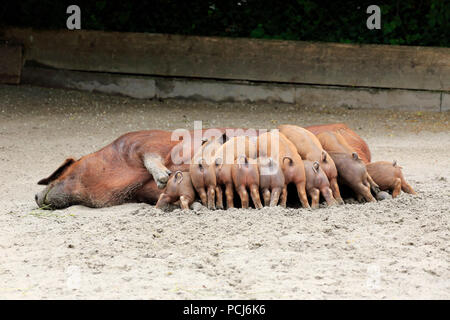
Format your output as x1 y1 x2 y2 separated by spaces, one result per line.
366 160 416 198
214 136 258 209
316 131 380 203
258 156 286 207
231 155 263 209
303 160 336 209
257 131 311 208
155 171 196 210
190 135 224 209
278 124 344 205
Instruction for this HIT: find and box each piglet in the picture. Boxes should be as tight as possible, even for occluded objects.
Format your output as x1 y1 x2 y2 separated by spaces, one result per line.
155 171 196 210
366 160 416 198
303 160 336 208
232 155 263 209
258 156 286 207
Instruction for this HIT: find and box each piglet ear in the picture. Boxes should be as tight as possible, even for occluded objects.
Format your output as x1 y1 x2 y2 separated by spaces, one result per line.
321 151 327 162
352 152 359 160
38 158 76 185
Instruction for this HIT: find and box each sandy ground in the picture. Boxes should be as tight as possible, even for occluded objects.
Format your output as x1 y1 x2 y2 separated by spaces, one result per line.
0 84 449 299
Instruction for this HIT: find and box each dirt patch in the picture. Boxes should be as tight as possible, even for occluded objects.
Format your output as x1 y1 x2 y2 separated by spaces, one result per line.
0 85 449 299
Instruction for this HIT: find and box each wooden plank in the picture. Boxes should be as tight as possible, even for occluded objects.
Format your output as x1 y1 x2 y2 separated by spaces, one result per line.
0 43 22 84
2 28 449 91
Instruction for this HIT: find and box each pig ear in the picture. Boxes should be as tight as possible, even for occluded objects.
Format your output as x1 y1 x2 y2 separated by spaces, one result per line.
312 161 320 173
37 158 76 185
352 152 359 160
174 171 184 184
321 151 327 162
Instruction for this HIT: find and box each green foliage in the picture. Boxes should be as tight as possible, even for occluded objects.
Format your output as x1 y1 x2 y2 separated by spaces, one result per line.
0 0 448 47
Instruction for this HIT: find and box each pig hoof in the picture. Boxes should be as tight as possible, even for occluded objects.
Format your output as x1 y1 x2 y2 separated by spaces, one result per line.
153 169 170 189
376 191 392 201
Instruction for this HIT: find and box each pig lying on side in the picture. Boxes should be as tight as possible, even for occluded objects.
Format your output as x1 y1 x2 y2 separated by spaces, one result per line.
366 160 416 198
156 171 196 210
316 131 380 203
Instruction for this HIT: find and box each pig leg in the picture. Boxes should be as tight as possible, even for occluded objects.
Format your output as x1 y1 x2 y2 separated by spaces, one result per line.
179 195 190 210
143 154 172 189
250 184 263 209
401 177 416 195
197 188 208 207
296 182 311 209
215 186 224 209
237 186 249 209
329 178 344 205
270 187 281 207
309 188 320 209
392 178 402 198
280 186 287 208
356 184 376 202
225 183 235 209
207 186 216 210
366 174 381 195
321 187 337 207
262 188 271 207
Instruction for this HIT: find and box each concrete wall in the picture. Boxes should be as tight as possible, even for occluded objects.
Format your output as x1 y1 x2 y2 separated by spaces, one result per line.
22 66 448 111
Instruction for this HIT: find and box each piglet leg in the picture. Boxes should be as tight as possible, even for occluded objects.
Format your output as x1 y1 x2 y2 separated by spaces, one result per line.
392 178 402 198
262 188 271 207
296 182 311 209
215 186 224 209
280 186 287 208
309 188 320 209
366 174 381 195
238 186 249 209
207 186 216 210
179 196 190 210
250 184 263 209
401 177 416 195
270 187 281 207
225 183 235 209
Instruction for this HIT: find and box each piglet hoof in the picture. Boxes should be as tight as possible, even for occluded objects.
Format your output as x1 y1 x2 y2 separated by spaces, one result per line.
336 198 345 205
376 191 392 201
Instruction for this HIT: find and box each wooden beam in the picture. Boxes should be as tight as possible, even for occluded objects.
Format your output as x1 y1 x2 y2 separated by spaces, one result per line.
2 28 449 91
